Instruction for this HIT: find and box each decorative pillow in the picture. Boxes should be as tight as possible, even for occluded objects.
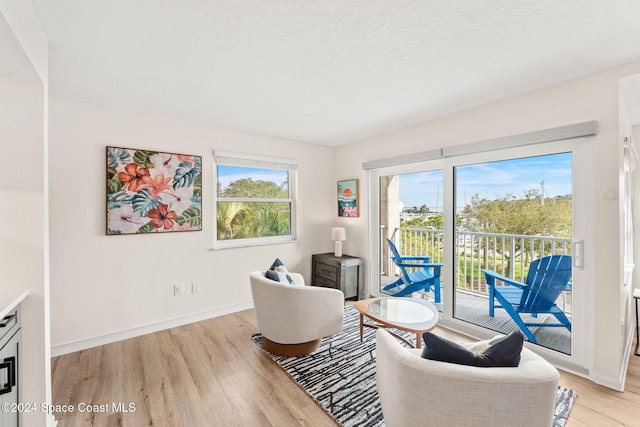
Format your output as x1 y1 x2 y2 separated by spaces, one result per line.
420 331 524 367
264 270 282 282
265 258 294 284
465 335 504 354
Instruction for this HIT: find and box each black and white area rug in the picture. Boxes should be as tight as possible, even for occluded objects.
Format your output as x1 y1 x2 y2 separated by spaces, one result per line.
251 305 576 427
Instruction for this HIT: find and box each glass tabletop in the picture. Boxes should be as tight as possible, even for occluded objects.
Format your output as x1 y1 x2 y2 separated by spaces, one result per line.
368 298 436 325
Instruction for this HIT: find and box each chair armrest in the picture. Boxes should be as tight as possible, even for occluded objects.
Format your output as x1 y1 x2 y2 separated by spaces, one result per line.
395 255 431 263
395 261 443 269
482 269 526 289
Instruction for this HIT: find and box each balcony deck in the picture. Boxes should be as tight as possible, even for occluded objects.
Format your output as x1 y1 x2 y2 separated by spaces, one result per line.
380 277 571 355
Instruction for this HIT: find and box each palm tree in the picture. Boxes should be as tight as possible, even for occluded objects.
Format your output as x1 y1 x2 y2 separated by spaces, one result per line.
252 205 290 237
216 202 247 239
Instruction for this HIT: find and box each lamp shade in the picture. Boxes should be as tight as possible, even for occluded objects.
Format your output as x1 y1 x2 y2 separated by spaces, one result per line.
331 227 347 241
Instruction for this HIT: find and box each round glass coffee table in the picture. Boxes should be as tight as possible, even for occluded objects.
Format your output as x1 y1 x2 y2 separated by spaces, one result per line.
354 297 439 348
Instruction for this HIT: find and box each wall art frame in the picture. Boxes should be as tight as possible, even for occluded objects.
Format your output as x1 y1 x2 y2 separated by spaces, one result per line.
106 146 202 235
337 179 359 217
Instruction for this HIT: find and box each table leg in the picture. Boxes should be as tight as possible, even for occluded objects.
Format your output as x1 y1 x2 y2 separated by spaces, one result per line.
415 333 422 349
359 313 364 342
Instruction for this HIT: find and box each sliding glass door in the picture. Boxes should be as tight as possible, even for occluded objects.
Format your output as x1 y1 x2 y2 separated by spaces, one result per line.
369 139 589 363
453 153 573 355
377 164 444 304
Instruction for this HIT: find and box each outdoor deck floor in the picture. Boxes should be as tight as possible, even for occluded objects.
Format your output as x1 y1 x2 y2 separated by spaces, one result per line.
380 276 571 355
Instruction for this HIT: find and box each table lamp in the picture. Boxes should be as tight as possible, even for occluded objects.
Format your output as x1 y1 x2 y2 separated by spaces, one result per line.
331 227 347 257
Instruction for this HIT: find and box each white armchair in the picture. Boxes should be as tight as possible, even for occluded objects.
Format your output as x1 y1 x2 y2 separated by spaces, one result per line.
375 329 560 427
249 270 344 356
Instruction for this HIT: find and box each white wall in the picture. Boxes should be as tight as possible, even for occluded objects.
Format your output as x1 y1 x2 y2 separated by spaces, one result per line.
0 1 50 425
49 97 337 352
0 75 48 427
335 61 640 389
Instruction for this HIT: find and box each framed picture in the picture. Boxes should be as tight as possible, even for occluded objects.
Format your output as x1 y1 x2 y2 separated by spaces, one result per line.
337 179 359 217
106 146 202 235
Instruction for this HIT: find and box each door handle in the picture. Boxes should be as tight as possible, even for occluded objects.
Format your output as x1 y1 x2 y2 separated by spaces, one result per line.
573 240 584 269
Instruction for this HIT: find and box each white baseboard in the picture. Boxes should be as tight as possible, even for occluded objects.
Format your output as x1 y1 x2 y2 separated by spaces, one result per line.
590 326 634 392
51 301 254 357
592 373 625 392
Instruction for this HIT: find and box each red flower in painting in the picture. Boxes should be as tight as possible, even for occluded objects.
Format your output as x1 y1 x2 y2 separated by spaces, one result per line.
147 204 177 230
140 173 173 199
176 154 195 164
118 163 150 192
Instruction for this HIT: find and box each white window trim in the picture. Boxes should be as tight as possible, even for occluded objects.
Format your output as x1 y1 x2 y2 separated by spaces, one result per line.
362 120 596 170
213 151 298 249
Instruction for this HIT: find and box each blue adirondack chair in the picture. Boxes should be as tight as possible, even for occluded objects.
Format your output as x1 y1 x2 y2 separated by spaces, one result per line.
482 255 572 343
384 239 442 302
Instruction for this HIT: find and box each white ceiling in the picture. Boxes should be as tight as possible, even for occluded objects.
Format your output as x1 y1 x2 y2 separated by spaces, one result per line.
26 1 640 145
0 13 39 82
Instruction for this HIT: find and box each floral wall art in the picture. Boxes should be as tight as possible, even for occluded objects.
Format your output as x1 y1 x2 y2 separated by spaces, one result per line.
106 146 202 235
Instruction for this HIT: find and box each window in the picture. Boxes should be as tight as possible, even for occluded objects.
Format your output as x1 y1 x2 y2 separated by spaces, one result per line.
214 151 297 248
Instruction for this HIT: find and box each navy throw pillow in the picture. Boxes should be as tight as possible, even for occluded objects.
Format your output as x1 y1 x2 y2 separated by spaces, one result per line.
421 331 524 367
265 258 294 284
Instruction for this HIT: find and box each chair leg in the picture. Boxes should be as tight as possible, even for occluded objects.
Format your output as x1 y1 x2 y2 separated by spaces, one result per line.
507 311 537 343
433 279 441 303
383 277 403 290
551 310 572 332
390 288 409 297
487 278 495 317
494 292 537 343
391 285 416 297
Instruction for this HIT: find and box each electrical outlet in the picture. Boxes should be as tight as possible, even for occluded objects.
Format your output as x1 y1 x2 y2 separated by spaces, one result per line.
192 282 200 294
174 283 184 296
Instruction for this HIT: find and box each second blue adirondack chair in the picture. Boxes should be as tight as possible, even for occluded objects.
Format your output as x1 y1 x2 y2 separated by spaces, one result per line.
483 254 572 343
384 239 442 303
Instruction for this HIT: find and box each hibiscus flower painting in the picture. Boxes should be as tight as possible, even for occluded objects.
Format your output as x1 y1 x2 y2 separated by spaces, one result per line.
106 146 202 235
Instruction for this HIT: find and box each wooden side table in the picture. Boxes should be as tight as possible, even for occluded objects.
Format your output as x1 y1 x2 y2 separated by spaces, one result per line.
634 288 640 356
311 253 364 300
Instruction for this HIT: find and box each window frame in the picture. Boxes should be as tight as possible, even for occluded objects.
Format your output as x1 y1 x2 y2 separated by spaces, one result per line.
213 151 298 249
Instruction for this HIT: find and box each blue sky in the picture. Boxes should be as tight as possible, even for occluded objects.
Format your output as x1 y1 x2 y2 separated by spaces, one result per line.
399 152 572 211
218 153 572 209
217 166 288 190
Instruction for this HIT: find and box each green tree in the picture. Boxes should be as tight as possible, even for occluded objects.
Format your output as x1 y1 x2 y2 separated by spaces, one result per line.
222 178 287 198
251 205 291 236
216 202 248 239
426 214 443 230
462 190 570 237
217 178 290 239
460 189 571 274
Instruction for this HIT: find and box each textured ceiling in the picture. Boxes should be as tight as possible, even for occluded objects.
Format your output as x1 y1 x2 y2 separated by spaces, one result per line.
0 13 40 82
30 0 640 145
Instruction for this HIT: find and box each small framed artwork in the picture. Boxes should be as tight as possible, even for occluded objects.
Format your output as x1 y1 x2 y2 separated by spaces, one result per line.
337 179 359 217
106 146 202 235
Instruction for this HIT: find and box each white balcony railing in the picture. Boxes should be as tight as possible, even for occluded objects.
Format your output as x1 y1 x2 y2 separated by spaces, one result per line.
384 227 572 313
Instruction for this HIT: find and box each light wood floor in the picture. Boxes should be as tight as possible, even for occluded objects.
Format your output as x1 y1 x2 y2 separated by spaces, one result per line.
51 308 640 426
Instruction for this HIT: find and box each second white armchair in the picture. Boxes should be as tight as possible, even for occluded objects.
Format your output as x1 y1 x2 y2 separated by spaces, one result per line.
376 329 560 427
250 270 344 356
